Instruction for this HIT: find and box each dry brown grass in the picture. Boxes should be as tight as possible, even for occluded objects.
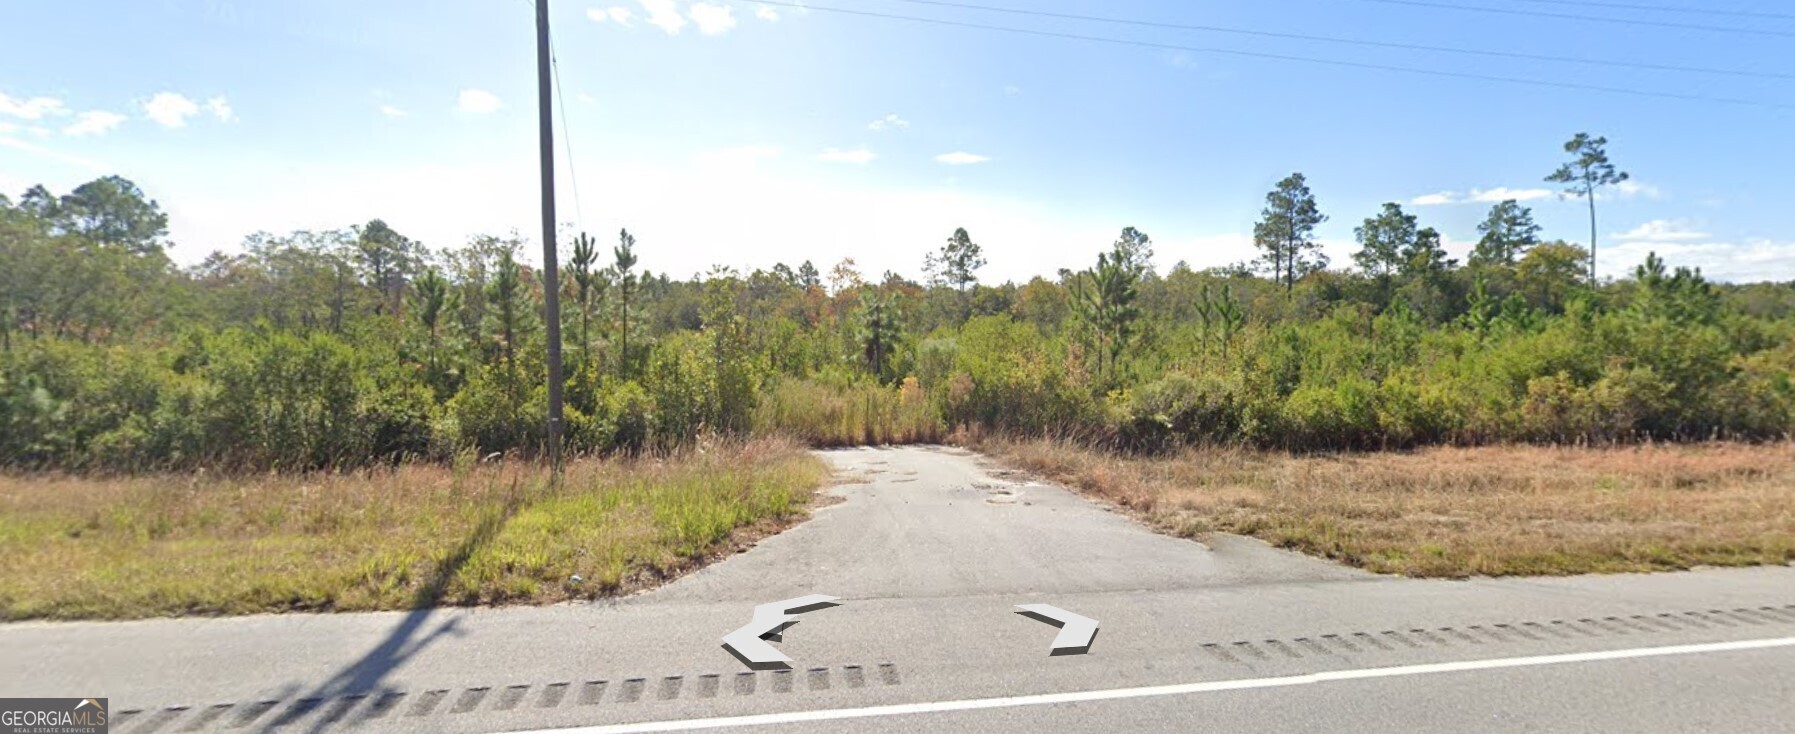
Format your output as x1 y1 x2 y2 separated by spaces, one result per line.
0 438 828 620
987 439 1795 577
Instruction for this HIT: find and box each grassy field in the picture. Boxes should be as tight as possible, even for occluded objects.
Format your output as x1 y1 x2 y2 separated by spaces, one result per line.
988 439 1795 577
0 438 829 620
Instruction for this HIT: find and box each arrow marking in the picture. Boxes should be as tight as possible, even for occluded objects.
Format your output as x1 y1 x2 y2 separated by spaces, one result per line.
722 594 840 669
1016 603 1099 655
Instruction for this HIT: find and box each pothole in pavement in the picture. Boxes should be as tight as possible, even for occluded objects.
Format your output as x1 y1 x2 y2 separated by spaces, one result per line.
986 489 1022 505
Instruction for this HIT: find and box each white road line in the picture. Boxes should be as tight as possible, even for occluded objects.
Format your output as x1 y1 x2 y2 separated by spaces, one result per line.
508 636 1795 734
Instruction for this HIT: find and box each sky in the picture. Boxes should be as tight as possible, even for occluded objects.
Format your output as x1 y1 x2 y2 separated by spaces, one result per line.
2 0 1793 283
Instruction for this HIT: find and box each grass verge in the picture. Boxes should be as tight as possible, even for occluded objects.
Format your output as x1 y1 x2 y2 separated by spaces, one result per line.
986 438 1795 577
0 438 829 620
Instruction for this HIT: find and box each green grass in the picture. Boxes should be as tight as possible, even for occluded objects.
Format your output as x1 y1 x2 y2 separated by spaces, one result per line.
0 438 828 620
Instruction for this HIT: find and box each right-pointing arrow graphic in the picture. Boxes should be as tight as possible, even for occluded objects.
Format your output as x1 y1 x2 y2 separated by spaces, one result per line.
1016 603 1100 655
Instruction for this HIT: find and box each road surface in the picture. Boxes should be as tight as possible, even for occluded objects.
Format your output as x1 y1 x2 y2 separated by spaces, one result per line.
3 445 1792 732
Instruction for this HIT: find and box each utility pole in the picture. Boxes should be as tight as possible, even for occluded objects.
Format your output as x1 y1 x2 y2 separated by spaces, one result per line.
536 0 565 471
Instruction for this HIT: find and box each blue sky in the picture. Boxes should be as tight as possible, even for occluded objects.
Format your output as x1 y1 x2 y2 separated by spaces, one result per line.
2 0 1792 282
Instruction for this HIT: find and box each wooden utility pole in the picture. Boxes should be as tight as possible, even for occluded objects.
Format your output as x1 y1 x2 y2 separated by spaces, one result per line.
536 0 565 470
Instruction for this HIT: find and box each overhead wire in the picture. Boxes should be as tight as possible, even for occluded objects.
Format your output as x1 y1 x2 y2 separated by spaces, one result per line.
517 0 586 225
1349 0 1795 38
1506 0 1795 21
550 31 585 225
880 0 1795 80
749 1 1795 111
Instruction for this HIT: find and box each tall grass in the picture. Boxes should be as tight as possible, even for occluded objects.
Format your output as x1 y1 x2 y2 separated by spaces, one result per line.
753 376 943 447
0 438 827 620
988 437 1795 577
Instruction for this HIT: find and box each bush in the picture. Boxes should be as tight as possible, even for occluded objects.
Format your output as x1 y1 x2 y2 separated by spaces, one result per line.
1276 377 1381 450
602 380 653 455
937 316 1098 435
1520 361 1671 443
1702 351 1795 439
447 364 541 456
1113 372 1244 451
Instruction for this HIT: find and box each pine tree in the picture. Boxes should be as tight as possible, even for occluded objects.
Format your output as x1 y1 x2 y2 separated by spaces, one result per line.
1545 132 1628 283
1253 173 1328 292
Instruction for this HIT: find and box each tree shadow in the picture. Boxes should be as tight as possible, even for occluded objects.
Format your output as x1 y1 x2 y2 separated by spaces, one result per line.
265 490 527 733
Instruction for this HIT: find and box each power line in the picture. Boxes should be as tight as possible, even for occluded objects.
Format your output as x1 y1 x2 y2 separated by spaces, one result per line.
518 0 585 225
550 36 585 224
1351 0 1795 38
881 0 1795 81
751 1 1795 110
1508 0 1795 22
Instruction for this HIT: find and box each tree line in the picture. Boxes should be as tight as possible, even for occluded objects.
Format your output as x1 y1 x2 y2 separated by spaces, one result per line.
2 133 1792 471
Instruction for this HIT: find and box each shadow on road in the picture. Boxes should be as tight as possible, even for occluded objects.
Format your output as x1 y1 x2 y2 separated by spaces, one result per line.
265 489 528 733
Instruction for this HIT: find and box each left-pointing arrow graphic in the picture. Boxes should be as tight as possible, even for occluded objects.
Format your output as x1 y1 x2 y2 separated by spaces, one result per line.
722 594 840 669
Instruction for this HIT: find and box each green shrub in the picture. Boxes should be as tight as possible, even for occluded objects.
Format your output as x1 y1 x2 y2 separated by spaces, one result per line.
1277 377 1381 450
938 316 1097 435
600 380 653 455
447 364 541 456
1114 372 1244 451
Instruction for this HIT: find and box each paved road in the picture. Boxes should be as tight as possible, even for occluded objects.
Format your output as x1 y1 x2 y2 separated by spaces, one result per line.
3 446 1793 733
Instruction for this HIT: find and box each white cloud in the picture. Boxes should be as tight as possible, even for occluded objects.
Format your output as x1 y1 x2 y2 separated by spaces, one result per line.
688 2 736 35
1003 85 1022 96
379 104 406 118
1582 179 1663 202
577 92 597 104
756 4 778 21
143 92 201 127
868 113 908 132
1613 219 1709 243
1616 180 1662 199
588 6 634 25
0 93 68 120
62 110 126 137
818 147 877 164
1411 186 1551 206
935 151 990 165
1606 237 1795 281
205 96 235 122
457 88 503 114
1437 231 1479 262
1467 187 1550 203
640 0 688 33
